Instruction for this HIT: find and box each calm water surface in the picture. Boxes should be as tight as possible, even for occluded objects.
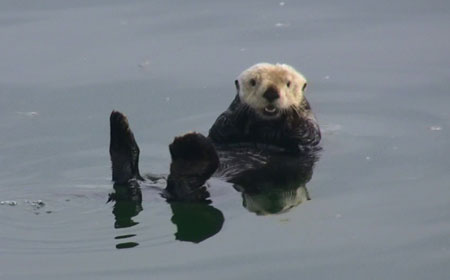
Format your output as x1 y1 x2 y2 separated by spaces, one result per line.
1 1 450 279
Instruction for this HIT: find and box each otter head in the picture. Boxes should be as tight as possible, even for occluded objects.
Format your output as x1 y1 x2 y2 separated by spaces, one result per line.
235 63 308 119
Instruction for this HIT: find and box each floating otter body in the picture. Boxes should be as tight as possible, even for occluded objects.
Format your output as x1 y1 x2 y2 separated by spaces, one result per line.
109 63 321 227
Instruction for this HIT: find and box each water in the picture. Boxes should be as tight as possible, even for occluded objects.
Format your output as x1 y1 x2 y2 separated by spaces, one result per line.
1 0 450 279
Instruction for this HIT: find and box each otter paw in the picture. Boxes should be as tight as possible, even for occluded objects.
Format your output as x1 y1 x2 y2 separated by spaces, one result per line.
169 132 218 163
167 133 219 195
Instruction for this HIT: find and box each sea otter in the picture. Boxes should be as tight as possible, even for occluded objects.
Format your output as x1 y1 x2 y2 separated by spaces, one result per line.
109 63 320 213
209 63 321 150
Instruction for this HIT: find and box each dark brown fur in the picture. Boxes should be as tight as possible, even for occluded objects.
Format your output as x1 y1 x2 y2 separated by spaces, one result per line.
208 95 321 151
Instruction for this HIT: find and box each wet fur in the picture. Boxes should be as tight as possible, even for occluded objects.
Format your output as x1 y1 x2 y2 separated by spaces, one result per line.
208 94 321 150
166 133 219 201
110 111 142 184
109 111 219 201
209 63 321 151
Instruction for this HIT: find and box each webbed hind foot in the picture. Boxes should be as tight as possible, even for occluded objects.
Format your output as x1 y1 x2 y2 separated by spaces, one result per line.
110 111 142 183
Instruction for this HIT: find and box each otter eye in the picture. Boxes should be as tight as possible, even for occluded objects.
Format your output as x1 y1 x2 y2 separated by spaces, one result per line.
302 83 307 91
286 81 291 88
249 79 256 87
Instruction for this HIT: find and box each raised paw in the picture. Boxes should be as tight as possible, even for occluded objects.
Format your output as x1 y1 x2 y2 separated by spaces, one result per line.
166 132 219 201
169 132 219 177
169 132 218 163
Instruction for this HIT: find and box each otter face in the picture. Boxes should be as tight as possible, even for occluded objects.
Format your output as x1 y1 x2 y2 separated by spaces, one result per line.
236 63 308 119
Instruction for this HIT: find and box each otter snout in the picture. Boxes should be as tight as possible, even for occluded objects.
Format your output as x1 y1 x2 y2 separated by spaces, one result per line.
263 86 280 103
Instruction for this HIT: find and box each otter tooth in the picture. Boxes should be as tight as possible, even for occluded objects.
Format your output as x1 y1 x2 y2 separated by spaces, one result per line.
264 106 276 113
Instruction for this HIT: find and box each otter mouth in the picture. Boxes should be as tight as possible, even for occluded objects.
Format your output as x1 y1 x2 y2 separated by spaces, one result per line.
263 104 279 117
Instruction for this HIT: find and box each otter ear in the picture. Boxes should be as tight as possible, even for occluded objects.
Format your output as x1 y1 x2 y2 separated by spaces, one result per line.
234 80 240 93
302 83 307 92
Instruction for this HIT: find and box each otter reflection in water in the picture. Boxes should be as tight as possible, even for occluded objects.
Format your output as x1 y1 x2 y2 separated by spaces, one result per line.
219 146 318 215
108 181 224 245
108 181 142 249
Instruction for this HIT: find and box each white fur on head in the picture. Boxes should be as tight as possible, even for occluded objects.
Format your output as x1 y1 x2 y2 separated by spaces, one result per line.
236 63 307 113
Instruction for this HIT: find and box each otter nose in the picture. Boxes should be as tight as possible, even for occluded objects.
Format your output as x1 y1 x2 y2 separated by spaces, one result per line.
263 86 280 102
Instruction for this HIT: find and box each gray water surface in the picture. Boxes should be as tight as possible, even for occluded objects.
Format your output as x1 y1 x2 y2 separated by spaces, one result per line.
1 1 450 279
